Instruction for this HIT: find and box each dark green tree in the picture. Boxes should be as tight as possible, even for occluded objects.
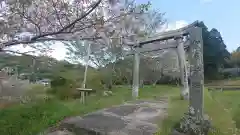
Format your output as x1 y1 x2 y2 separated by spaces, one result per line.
197 22 230 79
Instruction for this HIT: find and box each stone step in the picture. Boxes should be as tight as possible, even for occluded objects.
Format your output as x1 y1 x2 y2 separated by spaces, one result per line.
42 100 169 135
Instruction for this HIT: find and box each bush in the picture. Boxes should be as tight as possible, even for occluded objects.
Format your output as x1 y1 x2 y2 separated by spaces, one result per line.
112 75 129 85
48 71 105 99
48 77 78 100
56 88 74 100
50 76 67 88
87 73 105 92
157 76 180 85
222 72 232 79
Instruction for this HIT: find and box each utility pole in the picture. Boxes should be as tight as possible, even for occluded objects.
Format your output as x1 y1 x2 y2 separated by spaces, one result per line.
82 41 91 88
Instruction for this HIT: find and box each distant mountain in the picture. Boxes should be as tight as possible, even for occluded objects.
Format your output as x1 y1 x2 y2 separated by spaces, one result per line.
0 53 92 81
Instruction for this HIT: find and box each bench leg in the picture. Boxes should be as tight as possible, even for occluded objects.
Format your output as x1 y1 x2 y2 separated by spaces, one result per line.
81 91 85 104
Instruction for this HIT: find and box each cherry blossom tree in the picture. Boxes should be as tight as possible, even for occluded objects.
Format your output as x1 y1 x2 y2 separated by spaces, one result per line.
65 0 166 64
63 0 165 89
0 0 137 53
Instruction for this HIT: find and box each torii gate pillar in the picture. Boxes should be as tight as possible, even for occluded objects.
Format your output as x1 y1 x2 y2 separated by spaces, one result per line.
132 51 140 99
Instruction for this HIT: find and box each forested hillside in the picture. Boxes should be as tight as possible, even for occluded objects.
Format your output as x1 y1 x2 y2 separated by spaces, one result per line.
0 53 96 82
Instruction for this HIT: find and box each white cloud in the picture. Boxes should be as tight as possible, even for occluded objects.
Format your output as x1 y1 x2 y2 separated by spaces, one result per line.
48 43 67 60
165 20 188 31
157 20 188 32
5 42 68 61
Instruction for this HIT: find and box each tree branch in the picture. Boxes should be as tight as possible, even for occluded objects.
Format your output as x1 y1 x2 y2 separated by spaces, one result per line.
51 0 64 28
1 1 142 50
31 0 102 41
1 37 102 49
18 5 42 34
0 0 102 49
89 56 101 68
3 50 36 57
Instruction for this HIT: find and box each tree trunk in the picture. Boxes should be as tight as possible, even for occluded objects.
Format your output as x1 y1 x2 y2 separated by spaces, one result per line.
108 62 116 90
82 42 91 89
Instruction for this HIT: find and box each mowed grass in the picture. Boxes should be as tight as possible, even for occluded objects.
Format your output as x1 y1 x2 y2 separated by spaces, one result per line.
211 90 240 130
157 88 237 135
204 90 238 135
0 85 237 135
211 91 240 115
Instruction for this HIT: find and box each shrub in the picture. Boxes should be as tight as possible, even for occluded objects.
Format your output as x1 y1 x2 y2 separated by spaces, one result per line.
112 75 129 85
113 77 124 85
50 76 67 88
87 73 105 92
222 72 232 79
54 86 74 100
49 77 78 100
48 71 106 99
157 76 180 85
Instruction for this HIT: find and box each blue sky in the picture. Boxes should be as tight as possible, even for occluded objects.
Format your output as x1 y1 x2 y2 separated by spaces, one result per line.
136 0 240 52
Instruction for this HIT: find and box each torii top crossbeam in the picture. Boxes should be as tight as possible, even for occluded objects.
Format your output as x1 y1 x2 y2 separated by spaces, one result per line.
128 21 200 53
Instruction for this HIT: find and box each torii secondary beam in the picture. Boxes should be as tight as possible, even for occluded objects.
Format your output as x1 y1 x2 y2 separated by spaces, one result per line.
133 20 200 48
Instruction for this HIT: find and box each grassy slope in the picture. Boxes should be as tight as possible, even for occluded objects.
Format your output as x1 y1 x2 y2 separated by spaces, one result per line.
0 85 237 135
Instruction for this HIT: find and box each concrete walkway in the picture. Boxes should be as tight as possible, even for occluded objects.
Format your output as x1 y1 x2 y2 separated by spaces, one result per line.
44 97 169 135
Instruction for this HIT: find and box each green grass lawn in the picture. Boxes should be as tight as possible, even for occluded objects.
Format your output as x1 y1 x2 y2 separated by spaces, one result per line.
210 91 240 115
0 85 237 135
210 90 240 130
158 88 237 135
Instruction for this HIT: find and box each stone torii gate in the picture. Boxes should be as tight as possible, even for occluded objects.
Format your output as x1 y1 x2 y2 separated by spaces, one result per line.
130 21 209 134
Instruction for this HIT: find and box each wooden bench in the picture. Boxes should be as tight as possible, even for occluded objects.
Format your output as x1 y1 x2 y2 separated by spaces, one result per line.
76 88 94 104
